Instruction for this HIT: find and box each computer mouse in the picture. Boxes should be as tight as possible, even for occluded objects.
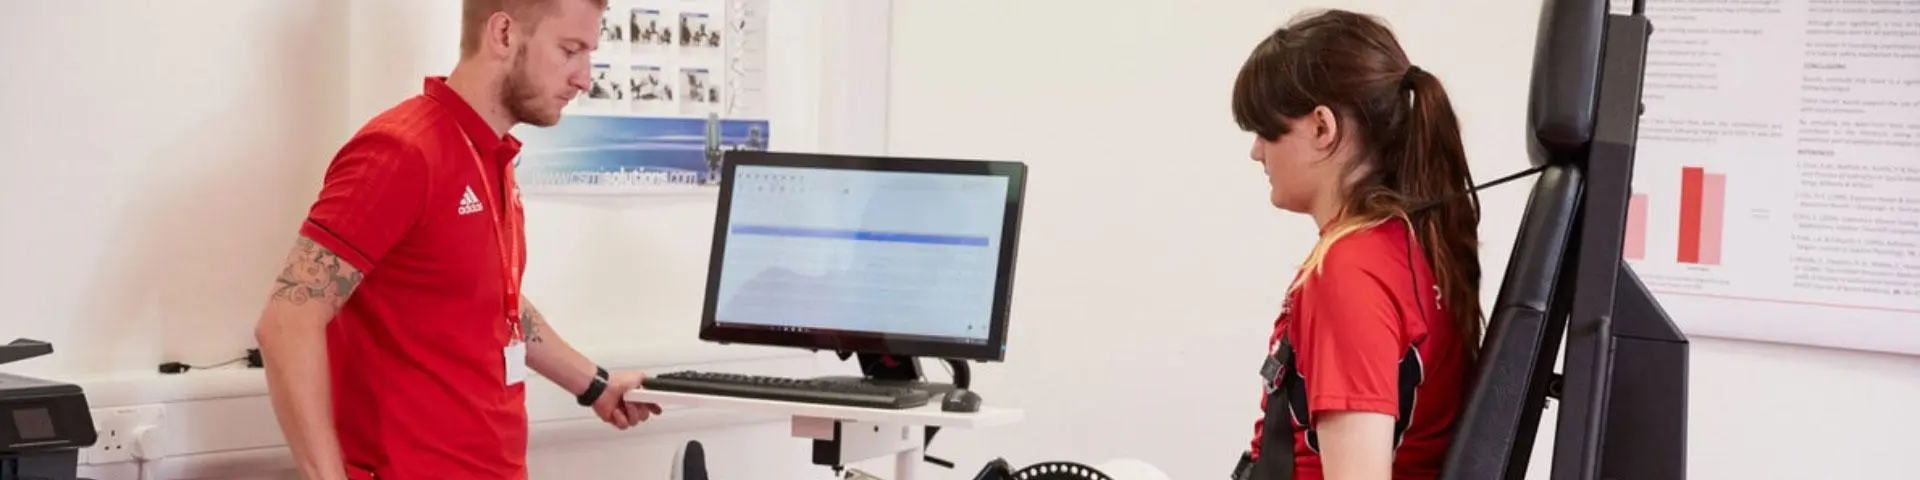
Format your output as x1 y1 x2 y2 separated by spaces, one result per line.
941 388 983 413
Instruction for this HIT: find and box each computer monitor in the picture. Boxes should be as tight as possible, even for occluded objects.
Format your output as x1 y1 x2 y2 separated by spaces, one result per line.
698 151 1027 367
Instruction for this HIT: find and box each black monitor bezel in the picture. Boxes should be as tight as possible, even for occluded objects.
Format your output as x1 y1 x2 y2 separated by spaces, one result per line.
699 150 1026 362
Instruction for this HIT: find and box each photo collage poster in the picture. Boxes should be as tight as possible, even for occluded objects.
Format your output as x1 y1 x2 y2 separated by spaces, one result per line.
515 0 772 196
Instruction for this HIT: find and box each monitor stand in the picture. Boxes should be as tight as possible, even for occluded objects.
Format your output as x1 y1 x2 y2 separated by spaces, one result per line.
814 352 966 397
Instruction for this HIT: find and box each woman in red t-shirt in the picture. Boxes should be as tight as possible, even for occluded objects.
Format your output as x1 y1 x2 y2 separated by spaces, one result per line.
1228 9 1485 480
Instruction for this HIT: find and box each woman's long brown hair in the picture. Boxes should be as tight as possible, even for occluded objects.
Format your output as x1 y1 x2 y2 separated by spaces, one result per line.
1230 9 1485 358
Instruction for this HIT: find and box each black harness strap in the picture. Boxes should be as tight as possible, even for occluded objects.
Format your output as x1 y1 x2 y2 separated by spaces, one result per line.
1247 337 1297 480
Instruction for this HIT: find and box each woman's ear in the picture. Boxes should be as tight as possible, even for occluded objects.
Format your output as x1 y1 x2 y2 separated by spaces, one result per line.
1308 105 1341 153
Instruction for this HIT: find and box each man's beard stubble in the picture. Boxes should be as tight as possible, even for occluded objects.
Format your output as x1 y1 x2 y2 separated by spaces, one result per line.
500 50 561 128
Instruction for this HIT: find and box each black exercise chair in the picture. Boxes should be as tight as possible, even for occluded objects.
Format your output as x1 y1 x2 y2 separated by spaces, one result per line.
1440 1 1689 479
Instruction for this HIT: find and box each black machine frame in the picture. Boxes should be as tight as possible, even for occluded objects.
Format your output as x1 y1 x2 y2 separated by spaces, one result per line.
1552 6 1690 480
697 150 1029 367
1441 1 1689 479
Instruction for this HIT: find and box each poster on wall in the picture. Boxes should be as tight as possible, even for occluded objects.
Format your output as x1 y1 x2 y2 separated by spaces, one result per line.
1606 2 1920 354
514 0 772 196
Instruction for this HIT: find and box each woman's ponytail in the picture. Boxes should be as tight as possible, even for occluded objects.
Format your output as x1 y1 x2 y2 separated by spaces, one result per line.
1394 66 1486 359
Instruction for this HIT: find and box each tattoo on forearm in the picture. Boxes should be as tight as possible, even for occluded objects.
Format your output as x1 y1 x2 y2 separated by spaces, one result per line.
522 301 546 343
272 236 363 309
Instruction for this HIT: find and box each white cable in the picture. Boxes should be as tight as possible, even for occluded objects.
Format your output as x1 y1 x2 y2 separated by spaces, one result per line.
129 425 160 462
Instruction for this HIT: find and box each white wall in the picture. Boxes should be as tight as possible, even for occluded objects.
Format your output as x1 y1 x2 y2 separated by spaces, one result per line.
2 1 887 479
1 1 352 378
884 1 1920 480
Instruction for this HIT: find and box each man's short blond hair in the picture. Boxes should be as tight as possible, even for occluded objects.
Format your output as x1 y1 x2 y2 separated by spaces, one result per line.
460 0 609 57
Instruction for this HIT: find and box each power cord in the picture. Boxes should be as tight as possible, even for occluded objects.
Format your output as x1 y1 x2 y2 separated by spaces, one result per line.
159 348 265 374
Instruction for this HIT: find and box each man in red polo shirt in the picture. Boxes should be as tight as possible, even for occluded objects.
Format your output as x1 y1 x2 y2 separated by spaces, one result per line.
252 1 661 479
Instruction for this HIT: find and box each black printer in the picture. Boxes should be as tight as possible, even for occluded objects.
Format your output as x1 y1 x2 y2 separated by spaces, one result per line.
0 339 95 480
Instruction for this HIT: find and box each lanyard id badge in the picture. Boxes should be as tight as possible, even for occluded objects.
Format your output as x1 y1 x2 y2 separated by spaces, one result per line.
504 340 528 385
464 137 526 386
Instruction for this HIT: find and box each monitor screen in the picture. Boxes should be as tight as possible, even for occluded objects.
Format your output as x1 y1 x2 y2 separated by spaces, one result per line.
700 152 1024 361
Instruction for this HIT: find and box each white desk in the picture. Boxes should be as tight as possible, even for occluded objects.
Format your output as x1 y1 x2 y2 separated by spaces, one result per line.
629 390 1024 480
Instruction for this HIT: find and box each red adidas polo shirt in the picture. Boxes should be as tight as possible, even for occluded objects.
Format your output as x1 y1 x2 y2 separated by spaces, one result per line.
300 77 529 480
1249 220 1471 480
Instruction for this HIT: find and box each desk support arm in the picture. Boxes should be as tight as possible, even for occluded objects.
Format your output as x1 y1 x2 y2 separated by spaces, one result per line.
797 416 927 480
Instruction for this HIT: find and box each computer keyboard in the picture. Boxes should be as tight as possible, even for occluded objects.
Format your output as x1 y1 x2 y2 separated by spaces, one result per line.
642 371 934 410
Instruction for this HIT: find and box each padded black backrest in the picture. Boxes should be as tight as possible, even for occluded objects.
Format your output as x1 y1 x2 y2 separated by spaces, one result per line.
1439 164 1581 480
1439 2 1608 479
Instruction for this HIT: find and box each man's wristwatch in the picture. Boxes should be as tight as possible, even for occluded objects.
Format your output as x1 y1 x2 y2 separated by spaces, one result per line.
576 366 610 407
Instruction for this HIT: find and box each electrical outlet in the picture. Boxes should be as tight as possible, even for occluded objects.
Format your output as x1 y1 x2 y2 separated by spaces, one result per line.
85 405 164 465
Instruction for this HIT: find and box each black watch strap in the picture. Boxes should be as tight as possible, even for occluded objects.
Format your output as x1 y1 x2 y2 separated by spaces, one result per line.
576 366 610 407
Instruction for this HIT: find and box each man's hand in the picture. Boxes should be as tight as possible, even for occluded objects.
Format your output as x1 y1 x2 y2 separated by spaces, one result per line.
591 370 663 430
515 297 664 430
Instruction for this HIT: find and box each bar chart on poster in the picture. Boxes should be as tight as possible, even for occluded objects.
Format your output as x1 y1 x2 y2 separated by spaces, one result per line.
1616 1 1920 354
